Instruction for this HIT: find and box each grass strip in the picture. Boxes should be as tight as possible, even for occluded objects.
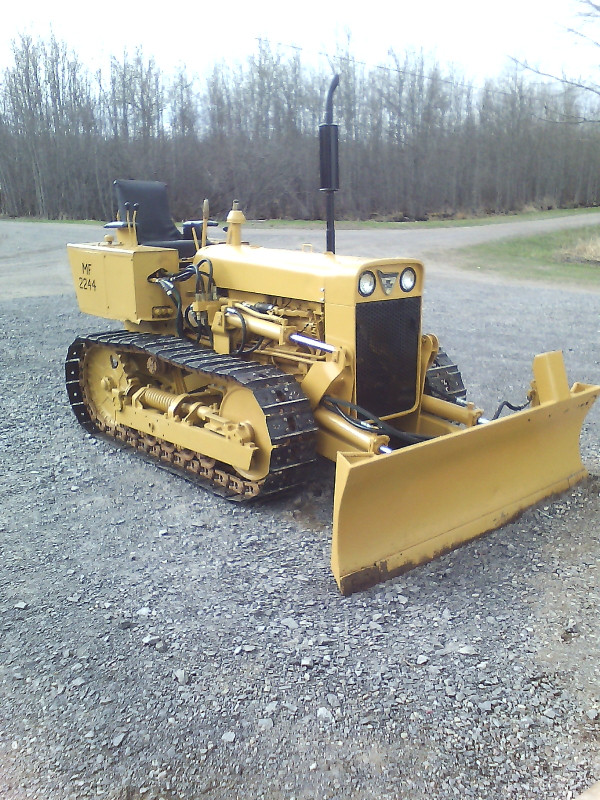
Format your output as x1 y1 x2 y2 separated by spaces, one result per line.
452 224 600 286
3 206 599 230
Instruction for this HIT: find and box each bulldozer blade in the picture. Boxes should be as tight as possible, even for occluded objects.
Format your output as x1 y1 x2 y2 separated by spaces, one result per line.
331 373 599 595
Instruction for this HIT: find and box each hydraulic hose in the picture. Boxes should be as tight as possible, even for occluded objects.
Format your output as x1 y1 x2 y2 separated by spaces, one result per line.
491 397 531 420
196 258 214 294
156 279 184 338
151 261 216 342
322 396 431 446
227 308 247 355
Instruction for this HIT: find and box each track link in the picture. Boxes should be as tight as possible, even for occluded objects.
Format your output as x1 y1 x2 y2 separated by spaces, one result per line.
424 349 466 403
65 331 318 500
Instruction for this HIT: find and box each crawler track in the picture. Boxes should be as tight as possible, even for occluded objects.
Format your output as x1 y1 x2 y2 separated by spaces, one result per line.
65 331 318 500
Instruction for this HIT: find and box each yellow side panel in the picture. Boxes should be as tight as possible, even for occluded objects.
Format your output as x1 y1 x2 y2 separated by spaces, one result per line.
323 303 356 351
331 381 599 594
67 243 178 322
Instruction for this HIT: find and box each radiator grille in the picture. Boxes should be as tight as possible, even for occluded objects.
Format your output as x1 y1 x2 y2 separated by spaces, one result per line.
355 297 421 417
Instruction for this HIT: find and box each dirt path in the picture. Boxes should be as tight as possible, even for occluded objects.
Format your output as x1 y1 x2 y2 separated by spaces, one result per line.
2 212 600 299
249 212 600 263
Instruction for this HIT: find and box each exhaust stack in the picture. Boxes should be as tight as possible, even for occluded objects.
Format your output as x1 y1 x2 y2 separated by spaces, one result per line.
319 74 340 253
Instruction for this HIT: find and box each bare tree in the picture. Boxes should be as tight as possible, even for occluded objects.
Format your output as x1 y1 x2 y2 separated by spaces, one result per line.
2 34 600 220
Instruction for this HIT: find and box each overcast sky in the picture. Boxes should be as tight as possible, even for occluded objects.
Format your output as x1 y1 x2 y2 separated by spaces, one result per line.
1 0 598 85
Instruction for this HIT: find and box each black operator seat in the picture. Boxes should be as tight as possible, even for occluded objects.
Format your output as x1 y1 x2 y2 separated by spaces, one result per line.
113 179 199 259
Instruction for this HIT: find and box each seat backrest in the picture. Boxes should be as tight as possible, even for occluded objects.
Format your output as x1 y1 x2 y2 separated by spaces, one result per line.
113 180 182 244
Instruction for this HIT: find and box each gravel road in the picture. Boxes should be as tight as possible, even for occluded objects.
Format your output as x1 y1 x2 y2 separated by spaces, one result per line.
0 216 599 800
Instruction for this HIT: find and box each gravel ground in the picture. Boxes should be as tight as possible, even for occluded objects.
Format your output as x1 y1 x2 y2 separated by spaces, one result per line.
0 219 599 799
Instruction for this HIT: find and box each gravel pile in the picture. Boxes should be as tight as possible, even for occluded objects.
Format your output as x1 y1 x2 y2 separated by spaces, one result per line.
0 224 598 799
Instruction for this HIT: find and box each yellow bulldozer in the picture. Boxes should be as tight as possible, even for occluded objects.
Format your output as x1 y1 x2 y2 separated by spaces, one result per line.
65 78 599 594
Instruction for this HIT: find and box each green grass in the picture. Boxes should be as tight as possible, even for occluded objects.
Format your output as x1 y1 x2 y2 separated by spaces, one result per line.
0 216 102 225
3 205 599 230
453 224 600 286
247 206 600 230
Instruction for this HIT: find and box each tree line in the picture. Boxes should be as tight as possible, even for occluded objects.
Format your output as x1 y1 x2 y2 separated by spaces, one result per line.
1 34 600 222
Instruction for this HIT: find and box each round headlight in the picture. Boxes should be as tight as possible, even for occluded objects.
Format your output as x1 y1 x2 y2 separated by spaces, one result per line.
358 270 376 297
400 267 416 292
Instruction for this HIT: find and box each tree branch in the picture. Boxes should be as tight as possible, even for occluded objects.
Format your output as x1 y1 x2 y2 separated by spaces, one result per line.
510 57 600 98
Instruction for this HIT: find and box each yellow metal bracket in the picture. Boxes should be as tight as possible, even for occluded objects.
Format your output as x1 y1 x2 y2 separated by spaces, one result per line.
531 350 572 404
301 347 349 410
